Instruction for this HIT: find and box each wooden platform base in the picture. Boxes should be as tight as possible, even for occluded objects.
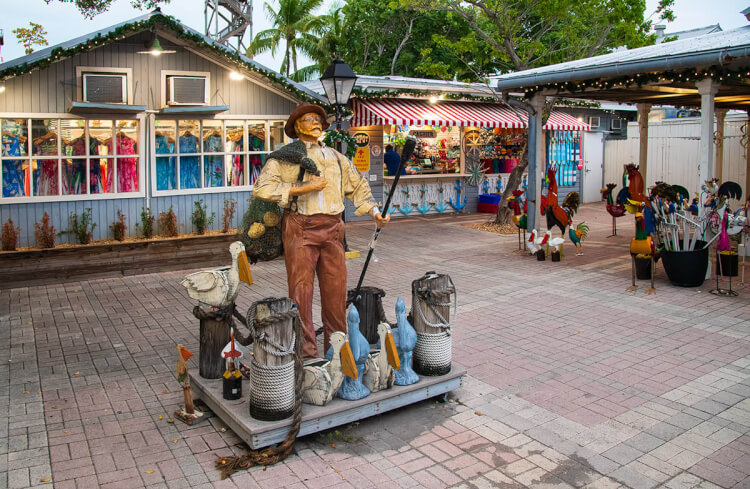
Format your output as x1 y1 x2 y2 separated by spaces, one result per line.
190 366 465 449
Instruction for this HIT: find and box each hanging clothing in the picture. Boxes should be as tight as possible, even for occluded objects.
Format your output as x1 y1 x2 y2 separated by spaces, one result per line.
33 160 58 196
203 134 223 187
155 134 176 191
2 135 27 197
179 133 200 189
109 134 138 192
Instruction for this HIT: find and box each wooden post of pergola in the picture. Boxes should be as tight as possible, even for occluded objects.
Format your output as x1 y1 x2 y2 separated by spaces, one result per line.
637 104 651 184
526 93 546 232
697 79 719 185
715 108 728 182
746 112 750 196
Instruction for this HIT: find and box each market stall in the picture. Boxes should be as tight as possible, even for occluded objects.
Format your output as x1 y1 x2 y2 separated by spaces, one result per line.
349 97 589 218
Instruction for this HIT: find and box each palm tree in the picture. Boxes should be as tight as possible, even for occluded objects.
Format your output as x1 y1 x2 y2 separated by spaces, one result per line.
247 0 325 77
291 3 346 82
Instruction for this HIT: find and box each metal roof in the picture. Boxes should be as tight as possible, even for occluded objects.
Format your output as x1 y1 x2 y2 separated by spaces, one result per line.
494 25 750 88
0 9 324 103
657 24 722 42
301 75 497 98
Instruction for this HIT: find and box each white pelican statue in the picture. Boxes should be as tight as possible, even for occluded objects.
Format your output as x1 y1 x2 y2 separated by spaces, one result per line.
181 241 252 310
363 322 400 393
302 331 357 406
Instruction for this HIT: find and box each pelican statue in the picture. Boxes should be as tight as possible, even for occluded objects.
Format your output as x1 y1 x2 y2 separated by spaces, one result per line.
335 306 371 400
303 331 357 406
181 241 252 311
393 297 419 386
363 322 401 393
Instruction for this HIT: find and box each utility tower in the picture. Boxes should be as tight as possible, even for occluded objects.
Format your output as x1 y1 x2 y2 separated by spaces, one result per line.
205 0 252 53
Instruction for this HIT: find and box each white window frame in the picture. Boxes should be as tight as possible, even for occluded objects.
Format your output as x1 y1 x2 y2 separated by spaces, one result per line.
161 71 211 106
0 112 146 204
150 116 290 197
588 116 600 129
610 118 622 130
76 66 133 105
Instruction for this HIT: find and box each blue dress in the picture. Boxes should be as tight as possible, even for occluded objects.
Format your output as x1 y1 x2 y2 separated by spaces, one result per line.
203 134 223 187
155 135 176 190
2 135 26 197
178 134 200 189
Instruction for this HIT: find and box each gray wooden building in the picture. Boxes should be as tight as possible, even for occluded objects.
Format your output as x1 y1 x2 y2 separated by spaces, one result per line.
0 10 325 246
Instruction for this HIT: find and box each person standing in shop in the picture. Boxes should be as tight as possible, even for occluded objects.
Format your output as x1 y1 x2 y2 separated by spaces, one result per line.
384 144 404 176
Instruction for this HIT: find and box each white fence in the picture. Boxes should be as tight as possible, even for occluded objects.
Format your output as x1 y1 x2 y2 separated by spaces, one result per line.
604 115 749 195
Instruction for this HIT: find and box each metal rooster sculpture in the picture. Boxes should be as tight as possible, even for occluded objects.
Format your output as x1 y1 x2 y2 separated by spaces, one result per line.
543 166 580 236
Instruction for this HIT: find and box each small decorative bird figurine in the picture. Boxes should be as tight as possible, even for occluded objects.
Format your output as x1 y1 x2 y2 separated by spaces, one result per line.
175 344 204 424
363 322 401 393
568 222 589 255
306 331 357 406
393 297 419 386
526 229 540 255
181 241 252 311
336 306 371 401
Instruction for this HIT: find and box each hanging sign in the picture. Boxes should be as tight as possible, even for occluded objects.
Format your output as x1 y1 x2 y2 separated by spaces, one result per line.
353 132 370 147
353 146 370 172
410 129 437 138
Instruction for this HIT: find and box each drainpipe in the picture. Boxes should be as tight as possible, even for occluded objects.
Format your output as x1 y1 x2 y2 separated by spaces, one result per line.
715 108 728 182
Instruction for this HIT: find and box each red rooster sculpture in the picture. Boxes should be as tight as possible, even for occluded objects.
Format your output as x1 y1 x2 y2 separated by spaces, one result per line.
603 182 626 236
542 166 580 236
624 163 650 211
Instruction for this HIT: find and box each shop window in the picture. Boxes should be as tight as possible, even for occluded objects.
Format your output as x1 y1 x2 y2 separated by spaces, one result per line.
0 117 141 201
153 119 285 193
610 118 622 130
384 125 461 175
588 116 600 129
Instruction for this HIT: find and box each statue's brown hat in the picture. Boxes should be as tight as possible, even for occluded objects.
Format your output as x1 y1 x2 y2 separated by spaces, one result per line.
285 103 330 139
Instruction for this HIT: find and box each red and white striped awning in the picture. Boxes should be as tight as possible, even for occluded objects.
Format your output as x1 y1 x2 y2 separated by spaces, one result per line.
352 98 525 128
543 111 590 131
351 98 590 131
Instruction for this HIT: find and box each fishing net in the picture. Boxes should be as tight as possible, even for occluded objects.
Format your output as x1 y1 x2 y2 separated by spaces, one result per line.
238 197 283 263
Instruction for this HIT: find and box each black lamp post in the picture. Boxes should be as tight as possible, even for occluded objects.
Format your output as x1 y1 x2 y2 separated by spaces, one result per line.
319 58 358 130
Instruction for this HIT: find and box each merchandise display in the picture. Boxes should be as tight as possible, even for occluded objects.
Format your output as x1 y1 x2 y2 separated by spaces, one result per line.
466 127 524 174
384 125 460 175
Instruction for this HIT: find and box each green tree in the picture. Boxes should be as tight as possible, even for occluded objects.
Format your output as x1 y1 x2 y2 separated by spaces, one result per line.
290 2 347 81
247 0 325 77
44 0 170 18
13 22 49 55
398 0 674 224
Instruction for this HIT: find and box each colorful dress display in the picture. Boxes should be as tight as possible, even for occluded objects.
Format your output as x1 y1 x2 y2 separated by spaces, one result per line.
2 135 27 197
203 133 223 187
179 133 200 189
109 133 138 192
249 134 264 185
155 134 176 190
32 138 59 196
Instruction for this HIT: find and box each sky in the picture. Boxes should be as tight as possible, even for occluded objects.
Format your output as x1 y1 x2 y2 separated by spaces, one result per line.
0 0 748 74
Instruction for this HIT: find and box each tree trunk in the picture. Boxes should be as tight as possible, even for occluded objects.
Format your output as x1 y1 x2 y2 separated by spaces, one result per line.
390 19 414 76
494 142 529 225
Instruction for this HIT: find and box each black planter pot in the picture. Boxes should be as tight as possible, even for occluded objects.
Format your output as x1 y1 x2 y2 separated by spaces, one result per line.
551 250 560 262
634 256 652 280
716 252 739 277
660 240 708 287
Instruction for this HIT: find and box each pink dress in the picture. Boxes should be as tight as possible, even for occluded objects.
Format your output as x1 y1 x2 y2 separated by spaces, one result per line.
109 135 138 192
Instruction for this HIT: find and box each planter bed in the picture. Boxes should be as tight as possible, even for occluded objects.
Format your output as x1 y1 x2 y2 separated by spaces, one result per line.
1 233 238 289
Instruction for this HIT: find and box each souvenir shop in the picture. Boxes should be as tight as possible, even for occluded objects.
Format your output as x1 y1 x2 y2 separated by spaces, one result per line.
349 98 589 218
0 12 322 247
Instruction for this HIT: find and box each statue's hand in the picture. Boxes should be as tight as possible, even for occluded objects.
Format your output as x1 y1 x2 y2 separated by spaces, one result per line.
373 212 390 228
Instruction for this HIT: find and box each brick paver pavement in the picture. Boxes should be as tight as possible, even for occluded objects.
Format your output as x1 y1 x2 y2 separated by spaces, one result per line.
1 203 748 489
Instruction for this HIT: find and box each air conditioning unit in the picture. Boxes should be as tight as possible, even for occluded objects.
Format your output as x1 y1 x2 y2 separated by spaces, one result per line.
167 76 208 105
83 73 127 104
588 116 600 129
611 118 622 130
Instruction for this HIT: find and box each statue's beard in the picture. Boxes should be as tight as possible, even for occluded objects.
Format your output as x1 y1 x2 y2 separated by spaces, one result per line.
296 126 322 139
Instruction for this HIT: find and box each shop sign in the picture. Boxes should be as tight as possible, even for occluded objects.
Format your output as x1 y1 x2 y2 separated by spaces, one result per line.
410 129 437 138
353 132 370 147
353 146 370 172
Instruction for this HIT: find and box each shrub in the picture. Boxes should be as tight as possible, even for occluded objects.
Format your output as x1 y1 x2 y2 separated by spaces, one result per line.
138 207 155 239
222 198 237 233
2 218 20 251
61 208 96 244
110 210 127 241
34 212 56 248
191 200 215 235
158 206 178 237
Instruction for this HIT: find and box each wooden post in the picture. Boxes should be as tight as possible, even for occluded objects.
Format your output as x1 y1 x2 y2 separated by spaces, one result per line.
249 298 296 421
697 79 719 185
637 103 651 184
196 308 231 379
347 286 388 344
746 112 750 197
715 108 728 182
526 93 545 232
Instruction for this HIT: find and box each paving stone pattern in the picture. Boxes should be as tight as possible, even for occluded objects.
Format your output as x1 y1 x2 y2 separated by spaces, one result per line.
1 204 749 489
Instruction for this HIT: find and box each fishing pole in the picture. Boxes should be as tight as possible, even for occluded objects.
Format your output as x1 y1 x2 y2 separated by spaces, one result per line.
353 136 418 300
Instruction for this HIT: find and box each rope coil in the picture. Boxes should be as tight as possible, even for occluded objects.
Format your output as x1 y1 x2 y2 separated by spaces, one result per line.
414 331 452 373
250 358 295 415
413 274 457 332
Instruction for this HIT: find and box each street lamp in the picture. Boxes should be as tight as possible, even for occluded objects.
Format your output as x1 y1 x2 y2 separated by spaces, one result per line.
320 58 358 129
